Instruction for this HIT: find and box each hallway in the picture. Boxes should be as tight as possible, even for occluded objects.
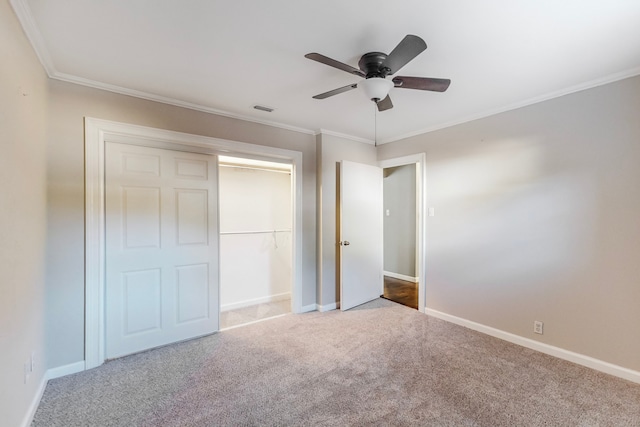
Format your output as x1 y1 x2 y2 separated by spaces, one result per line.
381 276 418 310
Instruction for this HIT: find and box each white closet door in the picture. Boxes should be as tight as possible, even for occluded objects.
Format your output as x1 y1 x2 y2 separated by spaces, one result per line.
105 142 218 359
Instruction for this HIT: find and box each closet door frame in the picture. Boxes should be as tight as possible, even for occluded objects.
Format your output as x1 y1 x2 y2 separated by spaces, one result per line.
84 117 304 369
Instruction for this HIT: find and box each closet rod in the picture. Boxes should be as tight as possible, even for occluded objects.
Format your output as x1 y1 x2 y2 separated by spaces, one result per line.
220 229 291 235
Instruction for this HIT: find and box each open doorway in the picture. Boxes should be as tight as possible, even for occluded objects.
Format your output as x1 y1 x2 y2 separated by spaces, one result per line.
218 156 293 329
381 164 419 310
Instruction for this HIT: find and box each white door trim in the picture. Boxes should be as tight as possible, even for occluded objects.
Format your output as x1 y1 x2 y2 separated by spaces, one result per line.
85 117 304 369
378 153 427 313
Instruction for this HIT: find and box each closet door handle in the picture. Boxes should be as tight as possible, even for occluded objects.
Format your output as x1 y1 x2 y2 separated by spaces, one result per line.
340 241 350 246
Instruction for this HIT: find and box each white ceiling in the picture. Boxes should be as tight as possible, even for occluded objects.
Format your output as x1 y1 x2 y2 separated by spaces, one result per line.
15 0 640 143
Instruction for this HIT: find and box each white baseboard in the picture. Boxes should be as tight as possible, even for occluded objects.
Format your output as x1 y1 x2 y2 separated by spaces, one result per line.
220 313 290 331
47 360 86 380
21 360 86 427
20 360 84 427
318 302 339 312
383 271 418 283
221 292 290 312
301 303 318 313
21 374 48 427
425 308 640 385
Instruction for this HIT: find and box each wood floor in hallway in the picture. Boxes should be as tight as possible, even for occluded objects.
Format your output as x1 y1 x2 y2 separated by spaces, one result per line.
382 276 418 310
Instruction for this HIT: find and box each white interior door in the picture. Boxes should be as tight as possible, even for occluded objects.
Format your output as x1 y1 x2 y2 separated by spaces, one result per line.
105 142 219 359
339 160 383 311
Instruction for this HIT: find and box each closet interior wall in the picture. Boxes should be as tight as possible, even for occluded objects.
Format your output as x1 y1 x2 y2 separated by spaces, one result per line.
218 164 293 311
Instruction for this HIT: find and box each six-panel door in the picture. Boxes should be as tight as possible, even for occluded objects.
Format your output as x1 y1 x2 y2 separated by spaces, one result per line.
105 142 219 359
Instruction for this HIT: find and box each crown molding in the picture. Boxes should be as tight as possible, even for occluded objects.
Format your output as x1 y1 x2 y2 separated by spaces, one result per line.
11 0 368 143
13 0 640 147
10 0 56 76
316 128 374 145
51 72 316 136
10 0 315 137
379 66 640 145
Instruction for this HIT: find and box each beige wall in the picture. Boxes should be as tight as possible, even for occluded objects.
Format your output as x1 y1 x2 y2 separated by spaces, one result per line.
378 75 640 372
6 4 640 424
317 133 376 307
0 1 49 425
47 80 317 368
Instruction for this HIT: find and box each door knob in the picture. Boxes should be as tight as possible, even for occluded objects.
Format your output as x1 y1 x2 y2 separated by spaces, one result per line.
340 241 350 246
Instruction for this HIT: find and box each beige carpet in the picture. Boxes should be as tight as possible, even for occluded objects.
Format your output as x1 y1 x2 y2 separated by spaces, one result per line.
33 299 640 426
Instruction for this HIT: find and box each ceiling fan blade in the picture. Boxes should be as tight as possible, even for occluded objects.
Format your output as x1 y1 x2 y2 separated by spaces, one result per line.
377 95 393 111
312 83 358 99
382 35 427 75
392 76 451 92
305 53 365 77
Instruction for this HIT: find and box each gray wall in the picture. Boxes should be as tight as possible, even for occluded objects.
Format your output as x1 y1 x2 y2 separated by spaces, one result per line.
46 80 317 368
378 75 640 372
317 133 376 307
6 5 640 425
0 2 49 425
383 164 417 277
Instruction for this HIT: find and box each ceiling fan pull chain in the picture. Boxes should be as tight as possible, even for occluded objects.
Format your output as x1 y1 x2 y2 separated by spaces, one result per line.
374 103 377 147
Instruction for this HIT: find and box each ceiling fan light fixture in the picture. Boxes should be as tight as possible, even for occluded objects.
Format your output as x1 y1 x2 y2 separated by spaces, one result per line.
360 77 393 102
306 34 449 111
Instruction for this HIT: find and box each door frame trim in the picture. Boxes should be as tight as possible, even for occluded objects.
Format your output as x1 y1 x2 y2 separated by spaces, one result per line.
84 117 304 369
378 153 427 312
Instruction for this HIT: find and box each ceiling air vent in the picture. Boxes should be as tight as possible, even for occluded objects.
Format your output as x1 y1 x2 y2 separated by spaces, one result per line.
253 105 275 113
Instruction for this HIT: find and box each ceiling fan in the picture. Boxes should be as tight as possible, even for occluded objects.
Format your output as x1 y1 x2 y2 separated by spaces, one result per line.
305 35 450 111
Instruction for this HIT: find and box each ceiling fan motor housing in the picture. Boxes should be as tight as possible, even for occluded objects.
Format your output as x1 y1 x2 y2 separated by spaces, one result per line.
358 52 391 78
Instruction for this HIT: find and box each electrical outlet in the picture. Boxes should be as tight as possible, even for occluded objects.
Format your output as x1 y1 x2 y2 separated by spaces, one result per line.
24 361 30 384
534 320 544 335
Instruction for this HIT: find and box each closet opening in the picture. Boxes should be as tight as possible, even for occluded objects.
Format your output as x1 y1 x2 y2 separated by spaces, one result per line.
218 155 293 329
